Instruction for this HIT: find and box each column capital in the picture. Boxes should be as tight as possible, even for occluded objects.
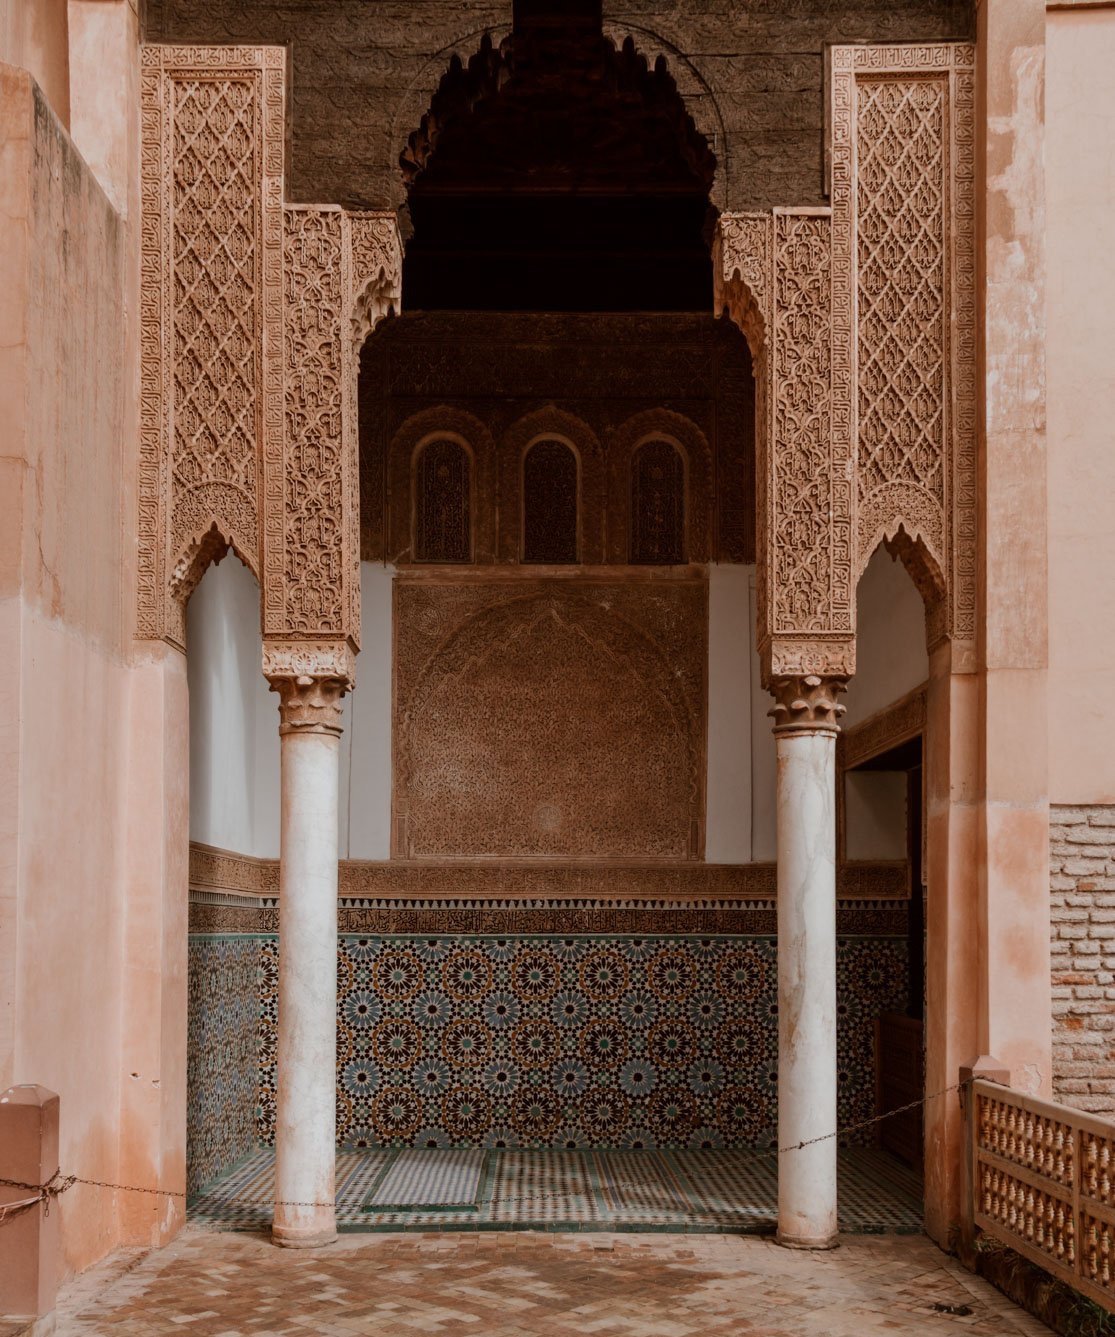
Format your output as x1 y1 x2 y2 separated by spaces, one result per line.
768 674 847 736
263 640 355 736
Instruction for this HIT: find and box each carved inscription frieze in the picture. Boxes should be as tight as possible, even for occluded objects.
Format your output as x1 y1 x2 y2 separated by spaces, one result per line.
831 42 976 662
393 575 707 861
139 45 284 646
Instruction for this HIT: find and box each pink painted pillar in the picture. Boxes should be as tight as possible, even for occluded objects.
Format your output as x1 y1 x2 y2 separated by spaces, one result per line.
975 0 1051 1097
0 1085 60 1321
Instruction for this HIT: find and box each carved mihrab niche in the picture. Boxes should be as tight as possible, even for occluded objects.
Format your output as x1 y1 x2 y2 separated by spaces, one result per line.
393 576 707 861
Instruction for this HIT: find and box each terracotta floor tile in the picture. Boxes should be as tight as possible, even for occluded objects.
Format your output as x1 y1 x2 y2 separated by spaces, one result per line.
52 1228 1052 1337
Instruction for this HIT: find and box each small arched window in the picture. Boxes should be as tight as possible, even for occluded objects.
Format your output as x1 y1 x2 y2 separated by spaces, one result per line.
522 439 579 563
630 438 686 564
414 437 471 562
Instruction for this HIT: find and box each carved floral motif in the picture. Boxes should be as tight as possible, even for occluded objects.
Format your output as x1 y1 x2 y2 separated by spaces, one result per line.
276 207 347 636
263 638 355 735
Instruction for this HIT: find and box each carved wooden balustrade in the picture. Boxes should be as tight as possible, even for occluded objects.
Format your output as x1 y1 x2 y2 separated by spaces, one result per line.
969 1077 1115 1311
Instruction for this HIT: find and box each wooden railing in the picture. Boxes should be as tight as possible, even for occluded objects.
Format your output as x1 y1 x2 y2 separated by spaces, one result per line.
969 1077 1115 1310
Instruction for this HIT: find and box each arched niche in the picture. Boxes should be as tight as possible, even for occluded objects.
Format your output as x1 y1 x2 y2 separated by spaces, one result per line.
413 436 474 563
630 438 687 565
386 406 495 564
522 439 579 564
606 409 711 565
498 408 604 564
398 13 717 311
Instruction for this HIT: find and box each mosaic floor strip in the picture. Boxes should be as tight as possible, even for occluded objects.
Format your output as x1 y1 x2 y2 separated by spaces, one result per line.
189 1146 923 1234
366 1147 485 1209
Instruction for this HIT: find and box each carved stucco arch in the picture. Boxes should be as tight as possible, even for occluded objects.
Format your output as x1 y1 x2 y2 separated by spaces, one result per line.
387 406 496 564
605 409 712 564
138 47 404 682
714 210 858 686
600 20 728 210
498 408 605 564
397 26 717 203
871 527 949 655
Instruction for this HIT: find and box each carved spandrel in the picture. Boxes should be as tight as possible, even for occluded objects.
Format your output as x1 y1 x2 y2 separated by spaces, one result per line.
831 42 976 660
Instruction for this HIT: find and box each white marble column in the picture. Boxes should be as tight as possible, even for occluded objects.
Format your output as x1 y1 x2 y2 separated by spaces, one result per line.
770 674 845 1249
265 651 352 1249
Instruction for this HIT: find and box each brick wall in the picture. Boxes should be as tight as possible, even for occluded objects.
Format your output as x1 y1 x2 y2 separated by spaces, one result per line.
1051 804 1115 1113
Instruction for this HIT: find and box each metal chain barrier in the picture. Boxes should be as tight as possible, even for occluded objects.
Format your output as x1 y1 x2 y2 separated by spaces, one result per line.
0 1077 970 1224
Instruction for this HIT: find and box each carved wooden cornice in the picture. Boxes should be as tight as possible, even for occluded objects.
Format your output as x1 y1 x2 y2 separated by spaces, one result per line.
840 683 928 771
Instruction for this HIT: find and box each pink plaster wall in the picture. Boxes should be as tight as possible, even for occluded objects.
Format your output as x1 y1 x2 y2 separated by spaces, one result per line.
0 59 157 1274
1046 8 1115 804
0 0 69 127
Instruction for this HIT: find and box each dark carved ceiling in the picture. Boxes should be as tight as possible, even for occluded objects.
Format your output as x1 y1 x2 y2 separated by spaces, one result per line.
401 4 717 309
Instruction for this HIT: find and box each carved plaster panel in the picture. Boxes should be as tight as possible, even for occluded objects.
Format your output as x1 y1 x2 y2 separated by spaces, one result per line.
140 52 401 654
274 207 349 638
138 45 285 646
831 42 976 663
271 208 401 652
393 575 707 860
716 209 855 684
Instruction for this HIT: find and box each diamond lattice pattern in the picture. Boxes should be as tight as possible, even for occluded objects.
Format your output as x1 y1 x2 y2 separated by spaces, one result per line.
171 78 259 516
856 78 946 503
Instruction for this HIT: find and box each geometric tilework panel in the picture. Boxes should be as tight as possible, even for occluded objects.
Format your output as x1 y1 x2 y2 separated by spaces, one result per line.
186 933 906 1165
186 936 260 1192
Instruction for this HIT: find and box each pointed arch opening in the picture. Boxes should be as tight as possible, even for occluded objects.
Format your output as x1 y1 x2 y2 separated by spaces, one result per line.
400 1 717 312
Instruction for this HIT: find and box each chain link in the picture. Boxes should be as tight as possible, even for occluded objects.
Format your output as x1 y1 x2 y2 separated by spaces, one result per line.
1 1082 969 1222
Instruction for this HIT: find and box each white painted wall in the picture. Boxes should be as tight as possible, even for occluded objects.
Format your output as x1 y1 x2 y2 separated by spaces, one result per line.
344 564 394 859
845 771 907 861
187 556 279 857
843 547 928 729
841 546 927 860
748 571 778 861
187 552 920 867
705 565 753 861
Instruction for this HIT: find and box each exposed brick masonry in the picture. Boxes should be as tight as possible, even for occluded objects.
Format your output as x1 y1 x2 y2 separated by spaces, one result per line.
1051 804 1115 1113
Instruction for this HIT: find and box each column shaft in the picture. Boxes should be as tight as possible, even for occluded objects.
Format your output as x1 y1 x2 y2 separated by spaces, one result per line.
267 666 349 1249
770 674 844 1249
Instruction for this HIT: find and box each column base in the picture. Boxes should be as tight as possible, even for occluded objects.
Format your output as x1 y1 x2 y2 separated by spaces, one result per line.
271 1222 338 1250
775 1229 840 1251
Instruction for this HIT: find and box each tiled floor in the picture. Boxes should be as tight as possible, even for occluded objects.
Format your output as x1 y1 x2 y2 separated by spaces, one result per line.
54 1228 1052 1336
188 1146 924 1233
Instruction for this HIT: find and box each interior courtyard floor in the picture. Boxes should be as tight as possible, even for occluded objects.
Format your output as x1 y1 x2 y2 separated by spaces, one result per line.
47 1226 1051 1336
188 1146 923 1234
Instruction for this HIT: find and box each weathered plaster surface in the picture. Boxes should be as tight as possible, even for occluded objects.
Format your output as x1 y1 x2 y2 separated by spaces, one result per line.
0 61 131 1271
1045 7 1115 803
